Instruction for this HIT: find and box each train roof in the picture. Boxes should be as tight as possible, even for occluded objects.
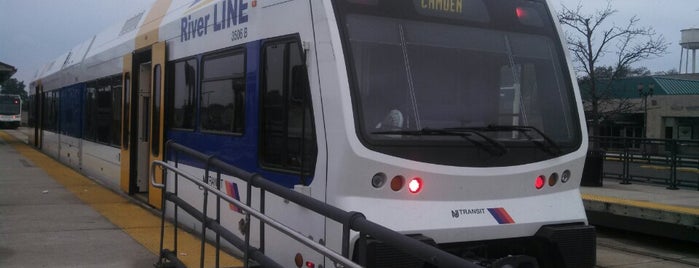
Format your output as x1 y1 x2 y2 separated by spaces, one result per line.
31 0 187 90
32 0 333 91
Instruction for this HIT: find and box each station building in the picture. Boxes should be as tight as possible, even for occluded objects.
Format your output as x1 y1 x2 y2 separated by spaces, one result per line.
589 74 699 141
0 61 17 83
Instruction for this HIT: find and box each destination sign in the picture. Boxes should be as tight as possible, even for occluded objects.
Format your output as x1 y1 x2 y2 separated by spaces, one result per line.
419 0 463 13
412 0 489 22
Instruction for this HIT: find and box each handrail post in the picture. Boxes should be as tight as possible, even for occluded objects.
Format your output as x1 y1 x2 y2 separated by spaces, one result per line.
621 137 632 184
342 223 350 258
244 174 260 268
157 164 167 267
174 154 179 256
668 140 679 190
342 211 366 257
215 171 221 268
200 189 209 268
643 138 649 163
356 232 368 266
259 189 266 254
202 152 222 268
200 155 216 268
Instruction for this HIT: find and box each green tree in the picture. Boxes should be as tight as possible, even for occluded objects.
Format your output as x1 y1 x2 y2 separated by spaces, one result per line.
0 78 28 102
585 66 651 80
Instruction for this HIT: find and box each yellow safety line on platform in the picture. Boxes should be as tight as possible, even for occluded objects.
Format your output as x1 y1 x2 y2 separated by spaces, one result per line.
639 164 699 173
581 193 699 216
0 131 243 268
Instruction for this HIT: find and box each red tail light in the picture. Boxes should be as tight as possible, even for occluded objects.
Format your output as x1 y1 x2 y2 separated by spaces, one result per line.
408 177 423 193
516 7 527 19
535 175 546 189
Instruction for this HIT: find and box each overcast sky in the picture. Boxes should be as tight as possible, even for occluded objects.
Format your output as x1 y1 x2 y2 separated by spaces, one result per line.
0 0 155 88
1 0 698 90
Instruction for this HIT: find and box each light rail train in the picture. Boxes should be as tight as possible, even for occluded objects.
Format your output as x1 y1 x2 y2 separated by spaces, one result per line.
28 0 595 267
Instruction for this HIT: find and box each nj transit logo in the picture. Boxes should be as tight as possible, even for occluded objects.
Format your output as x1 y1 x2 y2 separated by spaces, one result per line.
451 207 515 224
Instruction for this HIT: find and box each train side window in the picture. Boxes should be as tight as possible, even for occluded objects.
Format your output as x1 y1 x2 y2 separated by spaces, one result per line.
260 39 317 177
82 75 121 147
96 78 114 144
53 91 58 132
85 81 97 141
200 49 246 134
44 92 50 131
112 75 122 147
168 58 197 130
42 91 57 132
45 92 50 131
53 91 59 132
122 73 131 149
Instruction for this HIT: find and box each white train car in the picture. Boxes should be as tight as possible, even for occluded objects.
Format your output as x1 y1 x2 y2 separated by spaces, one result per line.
29 0 595 267
0 94 22 129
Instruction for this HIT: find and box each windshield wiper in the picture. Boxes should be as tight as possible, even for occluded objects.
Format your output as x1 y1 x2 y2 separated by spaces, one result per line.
445 125 562 156
372 128 508 156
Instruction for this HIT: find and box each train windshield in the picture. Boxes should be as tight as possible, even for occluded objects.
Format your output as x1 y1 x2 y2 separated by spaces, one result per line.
334 0 582 166
0 95 21 115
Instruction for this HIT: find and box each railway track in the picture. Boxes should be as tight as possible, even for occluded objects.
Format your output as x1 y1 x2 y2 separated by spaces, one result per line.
595 227 699 267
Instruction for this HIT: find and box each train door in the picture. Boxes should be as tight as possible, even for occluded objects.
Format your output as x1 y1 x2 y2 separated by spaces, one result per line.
120 42 166 208
149 42 166 208
120 54 133 194
136 62 152 193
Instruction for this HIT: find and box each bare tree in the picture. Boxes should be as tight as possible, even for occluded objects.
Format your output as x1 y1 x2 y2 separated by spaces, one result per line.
558 2 668 136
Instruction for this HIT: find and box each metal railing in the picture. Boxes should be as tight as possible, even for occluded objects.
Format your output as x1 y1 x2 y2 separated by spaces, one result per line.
152 141 482 268
590 136 699 190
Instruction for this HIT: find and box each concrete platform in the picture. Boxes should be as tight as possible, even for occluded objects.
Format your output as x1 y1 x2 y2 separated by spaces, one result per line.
0 130 242 268
581 183 699 243
0 132 156 267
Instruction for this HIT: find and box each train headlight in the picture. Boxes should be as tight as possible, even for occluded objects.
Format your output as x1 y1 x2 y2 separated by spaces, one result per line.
371 173 386 188
535 175 546 189
561 170 571 183
408 177 423 194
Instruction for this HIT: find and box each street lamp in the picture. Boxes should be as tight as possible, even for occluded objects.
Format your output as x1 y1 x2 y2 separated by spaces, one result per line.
638 83 654 138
